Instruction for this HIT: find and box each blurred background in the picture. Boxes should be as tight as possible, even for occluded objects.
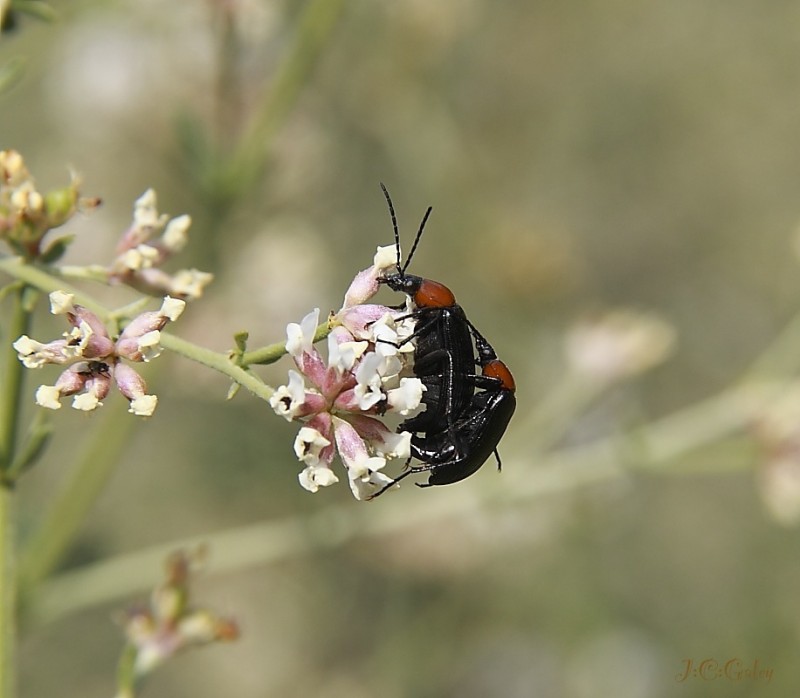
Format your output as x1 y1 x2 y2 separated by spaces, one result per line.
3 1 800 696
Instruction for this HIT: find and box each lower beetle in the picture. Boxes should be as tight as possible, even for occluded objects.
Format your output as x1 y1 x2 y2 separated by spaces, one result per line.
369 331 516 498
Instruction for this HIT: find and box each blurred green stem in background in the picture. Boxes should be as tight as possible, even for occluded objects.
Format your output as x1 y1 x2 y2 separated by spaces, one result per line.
18 401 135 593
0 284 37 698
184 0 346 218
27 372 786 628
0 265 295 604
0 486 16 698
0 285 35 698
226 0 346 197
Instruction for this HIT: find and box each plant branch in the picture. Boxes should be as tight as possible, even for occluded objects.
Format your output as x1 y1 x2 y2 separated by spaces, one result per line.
18 401 136 592
0 485 16 698
0 256 109 320
228 0 346 190
28 379 777 626
0 285 33 472
158 333 274 401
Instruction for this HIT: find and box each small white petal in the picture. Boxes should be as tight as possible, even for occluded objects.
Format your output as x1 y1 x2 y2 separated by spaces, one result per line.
119 249 142 271
159 296 186 321
298 465 339 493
49 291 75 315
386 377 424 414
286 308 320 358
327 335 367 373
373 430 412 460
373 245 398 271
35 385 62 410
14 335 75 367
162 215 191 252
353 353 386 409
14 336 49 368
133 189 161 228
293 426 331 465
169 269 214 299
348 461 394 501
269 370 308 420
138 244 161 265
72 392 102 411
129 394 158 416
138 330 163 362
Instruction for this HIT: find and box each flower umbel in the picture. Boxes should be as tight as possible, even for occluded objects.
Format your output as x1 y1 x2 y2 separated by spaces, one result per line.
0 149 100 260
104 189 213 300
270 247 422 500
116 549 238 692
754 386 800 527
13 291 186 416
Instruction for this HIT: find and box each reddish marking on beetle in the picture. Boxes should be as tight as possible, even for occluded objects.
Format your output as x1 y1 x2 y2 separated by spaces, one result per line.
414 279 457 309
482 360 516 392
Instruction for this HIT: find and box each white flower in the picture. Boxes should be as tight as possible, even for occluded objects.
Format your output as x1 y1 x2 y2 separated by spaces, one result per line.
286 308 320 359
269 371 309 421
35 385 63 410
347 457 395 501
293 426 331 466
353 351 403 410
121 245 161 271
130 394 158 417
386 377 424 415
133 189 167 230
73 392 102 411
298 464 339 493
162 215 191 252
169 269 214 299
159 296 186 321
327 334 367 373
566 310 676 382
137 331 163 362
372 429 412 460
373 244 397 271
49 291 75 315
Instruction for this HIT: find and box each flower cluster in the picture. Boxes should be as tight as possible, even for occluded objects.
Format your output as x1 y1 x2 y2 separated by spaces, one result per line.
270 246 424 500
754 386 800 527
13 291 185 416
103 188 213 300
0 148 100 259
117 549 238 685
565 309 676 383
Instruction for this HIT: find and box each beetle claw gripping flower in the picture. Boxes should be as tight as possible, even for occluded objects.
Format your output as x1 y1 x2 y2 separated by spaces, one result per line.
14 292 185 416
270 247 424 500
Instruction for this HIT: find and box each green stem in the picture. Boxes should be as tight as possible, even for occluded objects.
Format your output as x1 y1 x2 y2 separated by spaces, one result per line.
0 286 32 472
228 0 346 189
0 257 108 320
0 484 16 698
28 381 776 626
18 401 135 592
158 333 274 401
0 255 282 397
115 643 139 698
240 321 331 366
0 286 33 698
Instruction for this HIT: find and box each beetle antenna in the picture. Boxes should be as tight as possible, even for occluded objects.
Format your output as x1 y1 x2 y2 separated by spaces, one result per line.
380 182 403 276
403 205 432 274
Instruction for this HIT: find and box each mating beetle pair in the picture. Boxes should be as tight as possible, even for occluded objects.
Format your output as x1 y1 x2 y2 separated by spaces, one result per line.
369 184 516 498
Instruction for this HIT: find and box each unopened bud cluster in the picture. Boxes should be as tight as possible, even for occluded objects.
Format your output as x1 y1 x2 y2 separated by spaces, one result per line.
0 148 100 259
